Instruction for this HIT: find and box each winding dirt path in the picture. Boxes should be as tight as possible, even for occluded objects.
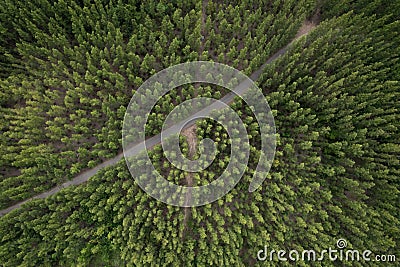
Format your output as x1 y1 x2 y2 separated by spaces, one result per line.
0 21 316 217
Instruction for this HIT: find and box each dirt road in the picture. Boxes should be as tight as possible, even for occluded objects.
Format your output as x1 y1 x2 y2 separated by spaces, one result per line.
0 21 316 217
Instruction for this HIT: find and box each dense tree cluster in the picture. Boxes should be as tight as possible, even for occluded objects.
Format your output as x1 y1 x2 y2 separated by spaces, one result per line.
201 0 316 73
0 0 399 266
0 0 310 209
257 12 399 258
0 0 195 208
320 0 400 22
190 13 400 263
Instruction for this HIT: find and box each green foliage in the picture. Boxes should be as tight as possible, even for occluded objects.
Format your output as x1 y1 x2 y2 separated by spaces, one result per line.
0 0 399 266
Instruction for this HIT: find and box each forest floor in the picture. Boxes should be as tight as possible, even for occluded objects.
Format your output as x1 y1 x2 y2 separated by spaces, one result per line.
296 9 320 38
0 20 318 217
296 20 317 38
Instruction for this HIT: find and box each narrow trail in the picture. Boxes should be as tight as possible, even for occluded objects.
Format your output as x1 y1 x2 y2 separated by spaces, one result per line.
181 0 207 237
0 21 317 217
181 125 197 239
